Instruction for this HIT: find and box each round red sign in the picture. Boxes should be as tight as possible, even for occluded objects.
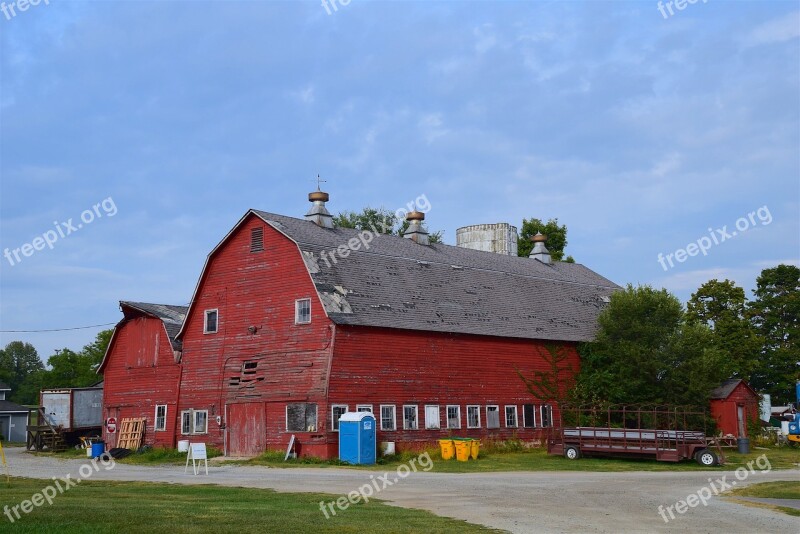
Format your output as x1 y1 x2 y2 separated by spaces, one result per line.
107 417 117 434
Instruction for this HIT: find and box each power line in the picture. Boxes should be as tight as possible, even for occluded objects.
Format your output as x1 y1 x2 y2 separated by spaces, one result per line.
0 322 116 333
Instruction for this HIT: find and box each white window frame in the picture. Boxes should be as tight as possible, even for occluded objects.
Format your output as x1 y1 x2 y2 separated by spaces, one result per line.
540 404 553 428
154 404 167 432
467 405 481 429
331 404 348 432
356 404 373 413
193 410 208 434
181 409 208 435
403 405 419 430
295 298 311 324
522 404 536 428
486 405 500 429
505 405 518 428
446 405 461 429
285 403 318 432
380 404 396 431
424 405 441 429
203 309 218 334
181 410 191 435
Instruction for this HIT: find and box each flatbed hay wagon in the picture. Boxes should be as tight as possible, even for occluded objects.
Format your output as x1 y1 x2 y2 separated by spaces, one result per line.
548 405 725 466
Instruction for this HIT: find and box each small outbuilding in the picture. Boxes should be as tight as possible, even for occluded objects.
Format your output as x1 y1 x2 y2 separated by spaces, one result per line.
0 381 31 443
710 379 760 438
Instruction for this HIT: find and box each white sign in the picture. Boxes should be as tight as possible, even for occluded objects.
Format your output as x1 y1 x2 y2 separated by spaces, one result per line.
185 442 208 475
364 420 372 430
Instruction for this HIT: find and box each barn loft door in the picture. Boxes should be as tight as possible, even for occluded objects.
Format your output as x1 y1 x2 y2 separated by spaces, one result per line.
227 403 266 457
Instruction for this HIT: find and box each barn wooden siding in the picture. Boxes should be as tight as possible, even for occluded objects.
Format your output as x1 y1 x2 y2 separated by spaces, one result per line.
177 214 334 456
101 316 180 448
328 325 577 451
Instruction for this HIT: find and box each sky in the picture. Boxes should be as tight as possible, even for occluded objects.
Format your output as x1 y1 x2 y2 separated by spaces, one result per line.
1 0 798 364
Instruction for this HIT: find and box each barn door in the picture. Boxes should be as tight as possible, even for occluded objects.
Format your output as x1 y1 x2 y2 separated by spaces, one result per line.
105 407 119 448
226 403 266 457
737 405 745 437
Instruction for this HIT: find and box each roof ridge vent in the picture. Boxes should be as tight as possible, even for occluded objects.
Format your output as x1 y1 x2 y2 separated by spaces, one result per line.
529 232 552 264
403 210 430 245
305 186 333 229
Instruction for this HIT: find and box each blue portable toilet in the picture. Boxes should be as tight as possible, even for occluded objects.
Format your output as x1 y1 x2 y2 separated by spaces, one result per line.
339 412 376 465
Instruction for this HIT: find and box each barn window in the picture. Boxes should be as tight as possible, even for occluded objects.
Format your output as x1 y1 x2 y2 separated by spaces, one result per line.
204 309 218 334
540 405 553 428
424 405 440 429
181 409 207 434
486 406 500 429
467 405 481 428
446 405 461 429
356 404 373 413
331 405 348 431
505 406 518 428
181 411 191 434
242 361 258 374
286 403 318 432
403 405 418 430
250 227 264 252
380 405 396 431
522 404 536 428
155 405 167 432
295 299 311 324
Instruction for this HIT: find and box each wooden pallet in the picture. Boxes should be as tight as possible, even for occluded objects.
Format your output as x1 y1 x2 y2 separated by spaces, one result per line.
117 418 146 450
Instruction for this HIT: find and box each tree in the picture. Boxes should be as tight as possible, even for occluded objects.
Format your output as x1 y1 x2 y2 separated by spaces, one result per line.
517 218 574 262
334 207 443 243
687 279 760 381
81 329 113 372
0 341 44 402
517 344 577 403
747 264 800 404
573 285 728 407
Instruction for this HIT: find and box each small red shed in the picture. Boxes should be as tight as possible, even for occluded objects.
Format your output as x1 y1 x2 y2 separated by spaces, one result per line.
709 379 760 438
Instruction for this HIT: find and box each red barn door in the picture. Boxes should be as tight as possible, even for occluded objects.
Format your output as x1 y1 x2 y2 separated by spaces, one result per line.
226 403 266 456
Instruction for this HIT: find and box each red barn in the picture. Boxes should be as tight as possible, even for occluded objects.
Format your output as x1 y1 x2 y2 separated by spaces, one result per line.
99 302 187 448
710 379 760 438
166 191 618 457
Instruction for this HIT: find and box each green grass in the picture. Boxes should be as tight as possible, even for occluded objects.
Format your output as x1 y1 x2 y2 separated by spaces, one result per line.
727 481 800 518
0 477 497 533
728 481 800 500
242 446 800 473
28 446 223 465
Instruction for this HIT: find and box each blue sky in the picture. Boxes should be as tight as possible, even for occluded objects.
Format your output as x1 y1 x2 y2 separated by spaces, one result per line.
1 0 798 363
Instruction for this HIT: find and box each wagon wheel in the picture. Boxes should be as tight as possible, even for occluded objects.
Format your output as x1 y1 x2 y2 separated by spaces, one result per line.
695 449 719 467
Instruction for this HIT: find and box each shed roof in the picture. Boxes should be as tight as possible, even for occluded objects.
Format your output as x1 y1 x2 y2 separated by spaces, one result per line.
0 399 29 413
247 210 619 342
710 379 759 400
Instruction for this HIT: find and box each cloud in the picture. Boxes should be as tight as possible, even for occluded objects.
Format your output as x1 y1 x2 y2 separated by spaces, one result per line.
744 10 800 47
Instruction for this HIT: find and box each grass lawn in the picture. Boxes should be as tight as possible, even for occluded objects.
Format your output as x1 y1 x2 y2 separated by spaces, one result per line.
727 481 800 518
0 477 497 533
241 446 800 473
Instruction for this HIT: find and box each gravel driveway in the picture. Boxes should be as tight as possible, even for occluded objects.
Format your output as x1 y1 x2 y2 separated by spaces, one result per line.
3 447 798 533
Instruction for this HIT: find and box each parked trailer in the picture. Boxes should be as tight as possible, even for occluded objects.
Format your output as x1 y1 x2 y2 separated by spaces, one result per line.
548 406 725 466
27 386 103 451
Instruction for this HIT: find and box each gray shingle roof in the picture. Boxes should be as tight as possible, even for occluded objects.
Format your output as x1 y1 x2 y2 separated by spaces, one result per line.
253 210 619 342
0 400 28 413
710 379 755 400
120 301 188 350
0 381 9 391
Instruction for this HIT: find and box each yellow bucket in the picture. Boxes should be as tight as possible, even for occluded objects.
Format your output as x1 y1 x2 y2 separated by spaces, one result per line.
454 440 471 462
438 439 455 460
470 440 480 460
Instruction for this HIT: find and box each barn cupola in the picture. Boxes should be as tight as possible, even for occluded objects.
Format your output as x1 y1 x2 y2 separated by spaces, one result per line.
403 210 430 245
529 232 551 264
305 189 334 229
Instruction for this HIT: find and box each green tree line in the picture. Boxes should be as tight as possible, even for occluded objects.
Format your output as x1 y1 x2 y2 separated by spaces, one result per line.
0 330 112 405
